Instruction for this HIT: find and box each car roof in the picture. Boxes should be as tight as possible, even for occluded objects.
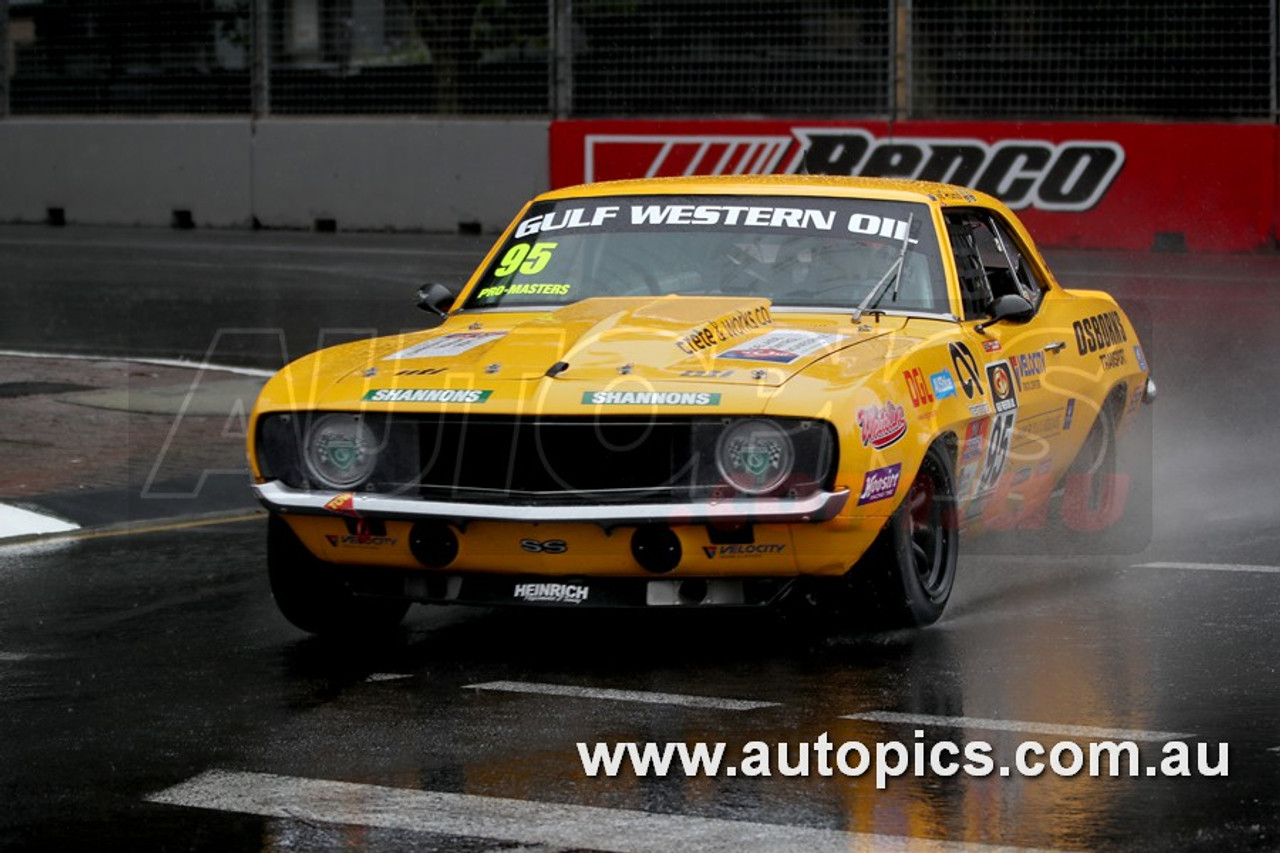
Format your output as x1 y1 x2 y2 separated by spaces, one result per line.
536 174 1002 208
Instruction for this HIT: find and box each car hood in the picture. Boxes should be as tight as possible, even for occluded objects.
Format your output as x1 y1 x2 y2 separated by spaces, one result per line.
356 296 904 388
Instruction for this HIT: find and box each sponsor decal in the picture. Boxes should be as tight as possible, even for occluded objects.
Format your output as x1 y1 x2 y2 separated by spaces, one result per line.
701 543 787 559
515 206 621 238
395 368 447 377
363 388 493 403
519 538 568 554
985 361 1019 414
1020 411 1063 437
1134 344 1148 372
1063 398 1077 430
978 362 1019 492
1012 466 1032 485
857 463 903 506
930 370 957 400
675 305 773 355
857 401 908 450
1099 349 1127 370
1073 310 1129 355
582 390 721 406
578 127 1125 212
1010 351 1047 392
1128 386 1145 414
513 582 589 604
681 369 734 378
384 332 506 360
948 341 985 399
982 339 1003 353
962 418 989 464
718 330 845 364
323 492 359 517
957 462 981 499
325 534 397 548
968 402 992 417
476 282 571 299
903 367 935 408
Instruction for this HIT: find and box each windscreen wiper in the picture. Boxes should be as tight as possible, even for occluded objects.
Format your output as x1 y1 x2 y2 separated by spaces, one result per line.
852 212 915 323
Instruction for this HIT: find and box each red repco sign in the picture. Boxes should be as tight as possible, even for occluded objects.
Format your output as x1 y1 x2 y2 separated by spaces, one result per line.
568 125 1123 212
549 119 1278 251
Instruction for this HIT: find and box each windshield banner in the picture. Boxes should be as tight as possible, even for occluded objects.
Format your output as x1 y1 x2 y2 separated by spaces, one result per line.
550 119 1275 252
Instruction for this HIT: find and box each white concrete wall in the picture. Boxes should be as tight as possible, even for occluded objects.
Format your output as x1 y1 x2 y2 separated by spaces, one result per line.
0 118 550 232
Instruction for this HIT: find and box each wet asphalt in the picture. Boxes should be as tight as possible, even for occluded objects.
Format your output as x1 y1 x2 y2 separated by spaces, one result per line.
1 225 1279 851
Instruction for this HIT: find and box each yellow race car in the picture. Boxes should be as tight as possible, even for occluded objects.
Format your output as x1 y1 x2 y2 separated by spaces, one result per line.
248 176 1153 635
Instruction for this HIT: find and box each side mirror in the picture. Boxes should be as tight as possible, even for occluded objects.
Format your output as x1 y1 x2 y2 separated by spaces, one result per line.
416 283 455 317
977 294 1035 332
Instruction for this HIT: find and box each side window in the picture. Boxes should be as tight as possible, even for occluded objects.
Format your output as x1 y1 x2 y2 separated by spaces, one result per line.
945 210 1046 321
944 212 992 321
989 217 1046 307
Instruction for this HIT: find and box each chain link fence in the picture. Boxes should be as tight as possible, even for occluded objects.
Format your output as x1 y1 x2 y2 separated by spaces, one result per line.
1 0 1275 120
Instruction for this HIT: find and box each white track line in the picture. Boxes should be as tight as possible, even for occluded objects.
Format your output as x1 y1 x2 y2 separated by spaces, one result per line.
0 349 274 378
466 680 779 712
840 711 1190 742
1131 562 1280 574
148 770 1056 853
0 503 79 539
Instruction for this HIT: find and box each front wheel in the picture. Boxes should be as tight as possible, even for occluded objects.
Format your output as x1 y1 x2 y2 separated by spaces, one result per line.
851 442 960 628
267 515 410 636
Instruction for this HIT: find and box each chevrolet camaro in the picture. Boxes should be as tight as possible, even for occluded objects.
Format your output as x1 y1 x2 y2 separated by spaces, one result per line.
247 176 1153 635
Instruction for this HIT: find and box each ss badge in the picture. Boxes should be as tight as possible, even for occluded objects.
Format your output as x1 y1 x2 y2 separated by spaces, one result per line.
520 538 568 554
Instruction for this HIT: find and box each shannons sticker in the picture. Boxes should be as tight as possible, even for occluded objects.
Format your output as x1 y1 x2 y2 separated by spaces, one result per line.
582 390 720 406
363 388 493 403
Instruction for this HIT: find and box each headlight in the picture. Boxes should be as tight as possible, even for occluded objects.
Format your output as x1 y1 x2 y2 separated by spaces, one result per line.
303 413 379 489
716 419 795 495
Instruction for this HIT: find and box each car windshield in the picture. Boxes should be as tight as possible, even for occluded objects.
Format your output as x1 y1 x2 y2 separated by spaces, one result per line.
462 195 948 314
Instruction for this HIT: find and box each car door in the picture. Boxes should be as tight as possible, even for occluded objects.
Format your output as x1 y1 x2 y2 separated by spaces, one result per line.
943 209 1067 526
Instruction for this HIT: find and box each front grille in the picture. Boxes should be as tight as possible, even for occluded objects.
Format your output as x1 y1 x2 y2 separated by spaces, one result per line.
415 417 718 503
258 413 837 506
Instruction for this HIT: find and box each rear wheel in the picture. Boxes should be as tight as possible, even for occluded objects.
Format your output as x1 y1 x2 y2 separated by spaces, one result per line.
849 442 959 628
267 515 410 636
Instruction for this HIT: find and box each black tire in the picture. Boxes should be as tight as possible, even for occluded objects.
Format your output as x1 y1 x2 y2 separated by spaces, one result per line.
849 442 960 629
267 515 410 636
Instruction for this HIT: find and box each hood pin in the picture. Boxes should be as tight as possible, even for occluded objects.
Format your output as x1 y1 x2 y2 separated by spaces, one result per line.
484 363 501 374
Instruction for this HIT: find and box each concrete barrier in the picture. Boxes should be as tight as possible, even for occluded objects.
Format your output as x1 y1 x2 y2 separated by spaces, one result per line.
0 118 549 232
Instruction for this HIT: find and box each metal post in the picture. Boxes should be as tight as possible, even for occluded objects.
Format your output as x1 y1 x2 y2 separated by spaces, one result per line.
0 0 10 118
252 0 271 117
1271 0 1278 123
893 0 911 123
550 0 573 119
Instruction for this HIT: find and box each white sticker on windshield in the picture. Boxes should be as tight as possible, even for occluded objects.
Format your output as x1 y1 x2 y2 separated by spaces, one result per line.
718 330 846 364
383 332 506 360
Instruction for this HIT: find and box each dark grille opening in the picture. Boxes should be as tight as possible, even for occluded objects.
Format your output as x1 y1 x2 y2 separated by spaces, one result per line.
416 417 712 502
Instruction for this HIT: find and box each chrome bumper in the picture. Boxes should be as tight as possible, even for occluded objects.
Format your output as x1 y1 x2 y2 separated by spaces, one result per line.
1143 376 1157 404
252 481 850 525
